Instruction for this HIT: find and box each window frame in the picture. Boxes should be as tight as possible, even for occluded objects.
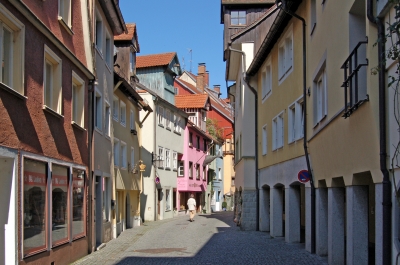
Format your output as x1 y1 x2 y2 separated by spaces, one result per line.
120 100 126 126
113 95 119 121
94 89 102 132
43 45 62 115
262 124 267 155
178 161 184 176
189 162 193 179
158 106 164 126
272 112 284 150
230 10 246 26
120 141 127 169
165 109 171 129
95 11 103 55
262 61 272 102
165 149 171 169
130 109 135 130
313 66 327 126
104 101 111 137
58 0 72 30
172 152 177 170
278 27 293 83
71 71 85 128
114 139 120 167
158 146 164 168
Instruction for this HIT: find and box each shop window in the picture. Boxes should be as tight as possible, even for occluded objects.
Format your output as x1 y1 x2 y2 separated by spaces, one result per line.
51 164 69 246
23 158 47 257
72 168 85 239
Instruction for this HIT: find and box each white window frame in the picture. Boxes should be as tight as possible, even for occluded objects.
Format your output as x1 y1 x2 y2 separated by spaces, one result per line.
120 141 127 169
262 124 267 155
165 109 171 129
114 139 120 166
95 11 103 55
130 109 135 130
158 146 164 168
71 71 85 128
272 112 284 150
113 95 119 121
313 67 327 126
94 89 102 131
120 100 126 126
218 168 221 180
130 147 135 171
165 149 171 169
262 61 272 102
165 189 171 211
105 31 112 70
189 162 193 178
288 96 305 143
310 0 317 34
0 4 25 95
58 0 72 28
230 10 246 25
172 151 177 170
278 27 293 83
44 45 62 114
178 161 184 176
158 106 164 126
105 101 111 137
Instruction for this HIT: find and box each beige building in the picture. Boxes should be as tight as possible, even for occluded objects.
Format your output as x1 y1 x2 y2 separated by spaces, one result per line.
222 0 395 264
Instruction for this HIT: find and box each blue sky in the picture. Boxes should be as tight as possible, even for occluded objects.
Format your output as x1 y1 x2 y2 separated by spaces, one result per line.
119 0 228 98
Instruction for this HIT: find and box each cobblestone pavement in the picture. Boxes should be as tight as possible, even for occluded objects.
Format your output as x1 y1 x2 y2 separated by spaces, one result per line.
72 211 328 265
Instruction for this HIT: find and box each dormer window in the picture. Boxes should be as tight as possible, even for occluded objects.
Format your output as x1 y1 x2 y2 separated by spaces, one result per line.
231 11 246 25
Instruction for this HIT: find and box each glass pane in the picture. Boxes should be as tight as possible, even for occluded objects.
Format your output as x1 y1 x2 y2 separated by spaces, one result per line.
72 85 78 122
239 18 246 25
52 164 69 246
72 169 85 238
2 27 12 86
45 62 52 106
23 158 47 256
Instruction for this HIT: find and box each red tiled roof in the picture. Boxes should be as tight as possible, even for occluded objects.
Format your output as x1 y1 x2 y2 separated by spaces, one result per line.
115 23 136 41
177 79 203 94
175 94 209 109
137 52 176 68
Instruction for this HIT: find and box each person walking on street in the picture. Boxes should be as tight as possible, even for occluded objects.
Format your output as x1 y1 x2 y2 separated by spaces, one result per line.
187 194 196 222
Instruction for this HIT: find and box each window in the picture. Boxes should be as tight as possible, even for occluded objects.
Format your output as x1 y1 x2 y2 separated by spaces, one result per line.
105 32 112 69
204 138 207 152
288 97 304 143
178 161 184 176
203 166 206 180
102 177 110 222
158 106 164 126
174 87 178 95
314 68 327 125
72 71 84 127
262 124 267 155
72 168 85 239
131 147 135 171
189 132 193 147
158 146 164 168
174 115 181 133
218 168 221 180
173 152 177 170
189 162 193 178
95 91 102 130
23 158 47 256
51 164 69 246
113 96 119 121
114 139 120 166
44 45 62 114
165 189 171 211
130 110 135 130
58 0 71 27
129 52 134 74
120 101 126 126
310 0 316 34
240 134 242 158
231 10 246 25
166 110 171 129
105 102 110 137
121 142 127 169
262 64 272 101
196 164 200 179
196 136 200 149
165 149 170 169
95 12 103 53
0 5 25 94
278 30 293 81
272 113 284 150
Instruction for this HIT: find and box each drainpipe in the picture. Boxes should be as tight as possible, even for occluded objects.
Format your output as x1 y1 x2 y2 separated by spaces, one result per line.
275 0 316 253
228 47 259 231
367 1 391 264
227 84 236 220
88 79 95 253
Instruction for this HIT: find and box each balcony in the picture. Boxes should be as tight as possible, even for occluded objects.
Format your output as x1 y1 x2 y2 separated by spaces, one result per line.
341 38 369 118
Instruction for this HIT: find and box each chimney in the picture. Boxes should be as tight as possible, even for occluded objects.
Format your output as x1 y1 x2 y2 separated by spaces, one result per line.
214 85 221 98
198 63 206 74
204 71 209 88
197 75 204 93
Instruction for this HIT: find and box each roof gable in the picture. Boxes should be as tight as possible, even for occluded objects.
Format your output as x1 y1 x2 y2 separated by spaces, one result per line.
175 94 209 109
137 52 176 68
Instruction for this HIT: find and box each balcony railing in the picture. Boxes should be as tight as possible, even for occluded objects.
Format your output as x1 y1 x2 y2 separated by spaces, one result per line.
341 38 369 118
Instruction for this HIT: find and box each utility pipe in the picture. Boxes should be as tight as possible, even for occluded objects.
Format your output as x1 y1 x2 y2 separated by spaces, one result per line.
275 0 316 253
228 46 259 231
367 1 391 264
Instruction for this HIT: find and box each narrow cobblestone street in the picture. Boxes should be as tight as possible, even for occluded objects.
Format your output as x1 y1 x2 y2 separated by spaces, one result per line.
72 211 328 265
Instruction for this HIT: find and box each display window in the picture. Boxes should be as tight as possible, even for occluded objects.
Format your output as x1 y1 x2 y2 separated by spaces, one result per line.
23 158 48 256
72 168 85 239
51 164 69 246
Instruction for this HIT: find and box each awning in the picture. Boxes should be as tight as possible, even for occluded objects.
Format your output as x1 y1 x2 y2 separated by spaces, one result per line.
202 154 223 166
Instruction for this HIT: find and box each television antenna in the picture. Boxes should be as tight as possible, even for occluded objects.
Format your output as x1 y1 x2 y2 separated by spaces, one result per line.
187 48 192 73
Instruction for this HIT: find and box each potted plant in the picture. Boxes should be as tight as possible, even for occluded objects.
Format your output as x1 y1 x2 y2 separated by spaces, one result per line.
222 201 227 211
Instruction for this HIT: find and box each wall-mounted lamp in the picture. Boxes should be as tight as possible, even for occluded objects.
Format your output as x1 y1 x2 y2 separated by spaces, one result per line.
307 87 311 97
131 129 138 135
151 152 164 167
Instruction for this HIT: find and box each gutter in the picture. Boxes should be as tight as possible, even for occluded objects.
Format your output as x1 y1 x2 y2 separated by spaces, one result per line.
367 1 391 264
228 47 260 231
275 0 316 253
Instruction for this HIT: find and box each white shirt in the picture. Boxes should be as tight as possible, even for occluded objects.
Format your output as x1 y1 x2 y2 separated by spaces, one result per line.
187 198 196 211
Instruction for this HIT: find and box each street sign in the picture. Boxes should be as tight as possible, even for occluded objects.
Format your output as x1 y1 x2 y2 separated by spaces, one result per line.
298 170 310 183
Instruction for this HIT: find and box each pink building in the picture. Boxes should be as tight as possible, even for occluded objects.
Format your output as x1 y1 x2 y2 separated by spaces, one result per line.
175 95 212 213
